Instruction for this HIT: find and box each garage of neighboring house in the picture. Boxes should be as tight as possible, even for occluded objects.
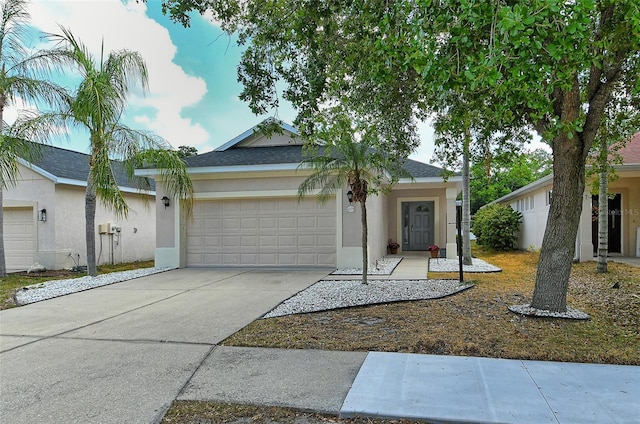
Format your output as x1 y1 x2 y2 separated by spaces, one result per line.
3 206 36 272
186 197 336 267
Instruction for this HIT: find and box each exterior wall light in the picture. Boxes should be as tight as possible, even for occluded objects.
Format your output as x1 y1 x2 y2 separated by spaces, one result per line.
161 196 170 209
346 190 355 213
39 208 47 222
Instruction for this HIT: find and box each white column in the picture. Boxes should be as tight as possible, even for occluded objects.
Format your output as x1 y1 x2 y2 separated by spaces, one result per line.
446 187 459 259
577 191 594 262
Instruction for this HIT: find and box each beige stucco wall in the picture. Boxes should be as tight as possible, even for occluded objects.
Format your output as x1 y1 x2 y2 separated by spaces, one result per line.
3 163 155 270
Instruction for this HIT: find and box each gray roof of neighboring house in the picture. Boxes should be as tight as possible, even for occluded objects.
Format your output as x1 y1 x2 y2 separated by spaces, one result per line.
184 145 448 179
21 143 154 191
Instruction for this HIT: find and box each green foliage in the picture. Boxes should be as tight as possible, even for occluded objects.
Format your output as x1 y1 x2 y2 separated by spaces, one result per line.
177 145 198 158
470 149 552 213
472 204 522 251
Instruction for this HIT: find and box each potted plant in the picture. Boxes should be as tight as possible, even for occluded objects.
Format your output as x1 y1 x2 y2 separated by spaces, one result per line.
427 244 440 258
388 240 400 254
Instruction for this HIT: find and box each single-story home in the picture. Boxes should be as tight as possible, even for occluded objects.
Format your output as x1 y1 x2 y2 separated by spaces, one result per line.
137 120 463 269
2 143 156 272
494 132 640 261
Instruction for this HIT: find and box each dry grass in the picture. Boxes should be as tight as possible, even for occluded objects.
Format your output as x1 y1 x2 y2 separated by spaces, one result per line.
162 402 417 424
0 260 154 310
224 248 640 365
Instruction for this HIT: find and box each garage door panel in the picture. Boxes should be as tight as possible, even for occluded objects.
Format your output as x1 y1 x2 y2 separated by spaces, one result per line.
240 217 258 229
297 235 316 246
4 208 36 272
259 253 277 265
318 234 336 247
278 217 296 229
278 235 296 248
187 198 336 267
241 235 258 247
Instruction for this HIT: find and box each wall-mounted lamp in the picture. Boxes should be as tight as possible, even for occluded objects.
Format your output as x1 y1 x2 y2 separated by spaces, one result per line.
38 208 47 222
346 190 355 213
161 196 170 209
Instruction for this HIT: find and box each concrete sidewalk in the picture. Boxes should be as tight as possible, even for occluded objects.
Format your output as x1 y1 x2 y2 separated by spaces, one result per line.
177 346 640 424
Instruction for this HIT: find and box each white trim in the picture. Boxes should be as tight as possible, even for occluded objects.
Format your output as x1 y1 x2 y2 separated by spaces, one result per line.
214 120 300 151
18 158 57 182
398 176 463 184
492 174 554 204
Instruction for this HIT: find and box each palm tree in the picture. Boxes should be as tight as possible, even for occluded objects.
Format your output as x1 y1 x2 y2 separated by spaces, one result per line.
0 0 67 276
28 27 194 276
297 111 409 285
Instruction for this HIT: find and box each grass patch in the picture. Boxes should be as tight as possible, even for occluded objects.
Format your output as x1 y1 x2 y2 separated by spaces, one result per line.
223 247 639 365
162 401 422 423
0 260 154 310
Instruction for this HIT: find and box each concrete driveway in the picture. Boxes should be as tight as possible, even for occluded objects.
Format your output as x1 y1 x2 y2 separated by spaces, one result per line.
0 268 329 423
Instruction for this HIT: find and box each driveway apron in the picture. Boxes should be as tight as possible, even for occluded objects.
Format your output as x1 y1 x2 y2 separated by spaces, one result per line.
0 268 328 424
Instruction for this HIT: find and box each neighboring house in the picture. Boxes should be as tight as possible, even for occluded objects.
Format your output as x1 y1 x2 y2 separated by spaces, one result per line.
137 120 463 269
494 132 640 261
3 144 156 272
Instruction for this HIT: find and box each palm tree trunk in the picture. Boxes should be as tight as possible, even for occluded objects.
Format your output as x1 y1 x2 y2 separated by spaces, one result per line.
462 129 473 265
361 200 368 285
0 187 6 277
597 139 609 273
85 172 98 276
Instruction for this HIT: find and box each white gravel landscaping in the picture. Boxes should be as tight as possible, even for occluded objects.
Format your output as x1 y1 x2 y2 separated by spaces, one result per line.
262 279 474 318
13 267 174 306
331 256 402 275
428 258 502 273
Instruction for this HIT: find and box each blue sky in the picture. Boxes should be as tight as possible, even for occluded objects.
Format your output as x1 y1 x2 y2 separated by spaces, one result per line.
20 0 434 163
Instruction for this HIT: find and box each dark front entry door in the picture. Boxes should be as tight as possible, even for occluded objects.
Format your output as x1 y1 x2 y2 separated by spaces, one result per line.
402 201 434 251
592 194 622 254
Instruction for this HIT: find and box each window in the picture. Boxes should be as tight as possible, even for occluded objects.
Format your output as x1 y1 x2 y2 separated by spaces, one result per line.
546 190 553 206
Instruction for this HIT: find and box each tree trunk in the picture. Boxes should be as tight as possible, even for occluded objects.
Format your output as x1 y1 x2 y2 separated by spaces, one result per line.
360 200 368 285
531 131 587 312
462 129 473 265
0 188 6 277
85 172 98 276
597 160 609 273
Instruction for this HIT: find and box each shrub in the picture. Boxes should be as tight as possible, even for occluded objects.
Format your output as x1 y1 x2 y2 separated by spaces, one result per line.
472 204 523 250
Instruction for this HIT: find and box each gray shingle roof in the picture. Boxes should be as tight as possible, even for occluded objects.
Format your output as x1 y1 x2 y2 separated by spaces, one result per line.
184 145 447 179
22 143 153 190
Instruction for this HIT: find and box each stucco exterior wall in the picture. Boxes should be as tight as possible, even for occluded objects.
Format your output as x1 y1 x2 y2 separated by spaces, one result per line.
3 162 155 270
506 183 552 252
49 185 155 268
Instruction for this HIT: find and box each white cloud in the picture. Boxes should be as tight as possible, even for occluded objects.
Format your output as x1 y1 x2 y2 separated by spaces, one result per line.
27 0 209 149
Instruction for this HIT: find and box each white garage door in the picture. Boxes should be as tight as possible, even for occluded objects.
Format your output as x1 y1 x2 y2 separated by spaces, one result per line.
3 207 36 272
186 198 336 267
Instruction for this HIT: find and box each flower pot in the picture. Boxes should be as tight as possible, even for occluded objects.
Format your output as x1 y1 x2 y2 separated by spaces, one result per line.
390 247 398 254
430 250 439 258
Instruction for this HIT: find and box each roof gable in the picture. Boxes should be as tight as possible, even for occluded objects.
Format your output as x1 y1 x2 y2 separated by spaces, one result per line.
214 119 301 151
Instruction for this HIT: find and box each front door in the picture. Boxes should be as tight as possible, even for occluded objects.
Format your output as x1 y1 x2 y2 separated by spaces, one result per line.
402 201 434 251
592 194 622 254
